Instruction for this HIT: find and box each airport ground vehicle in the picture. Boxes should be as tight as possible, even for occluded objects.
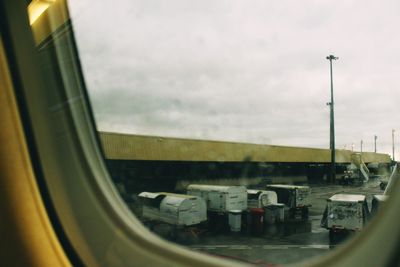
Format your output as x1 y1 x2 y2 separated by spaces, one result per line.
380 180 388 190
139 192 207 226
187 185 247 212
321 194 370 244
372 165 397 215
371 195 388 216
339 165 363 185
2 0 400 267
338 154 370 185
266 184 311 221
247 189 277 208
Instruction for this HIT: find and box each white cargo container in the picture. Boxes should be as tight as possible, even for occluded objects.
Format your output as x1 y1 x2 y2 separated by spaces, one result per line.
324 194 368 230
138 192 207 226
247 190 278 208
265 184 311 208
187 184 247 212
321 193 370 244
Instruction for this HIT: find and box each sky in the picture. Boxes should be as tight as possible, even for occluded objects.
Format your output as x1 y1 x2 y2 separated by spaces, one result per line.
68 0 400 159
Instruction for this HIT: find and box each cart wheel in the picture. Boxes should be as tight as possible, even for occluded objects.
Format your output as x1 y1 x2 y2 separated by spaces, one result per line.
329 230 337 247
302 208 309 220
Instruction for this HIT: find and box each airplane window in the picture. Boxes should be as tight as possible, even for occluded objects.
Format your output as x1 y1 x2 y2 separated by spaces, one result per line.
31 0 399 265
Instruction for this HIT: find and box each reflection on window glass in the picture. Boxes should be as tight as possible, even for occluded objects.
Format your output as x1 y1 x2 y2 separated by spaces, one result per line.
67 0 399 265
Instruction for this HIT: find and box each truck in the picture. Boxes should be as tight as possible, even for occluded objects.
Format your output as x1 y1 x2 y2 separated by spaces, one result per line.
265 184 311 221
321 194 370 244
339 154 370 185
339 164 362 185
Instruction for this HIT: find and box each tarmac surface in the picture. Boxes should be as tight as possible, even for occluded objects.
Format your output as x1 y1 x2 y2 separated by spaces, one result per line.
178 178 385 266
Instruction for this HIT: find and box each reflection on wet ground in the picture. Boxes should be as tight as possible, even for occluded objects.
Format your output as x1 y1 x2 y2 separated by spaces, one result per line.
172 179 384 266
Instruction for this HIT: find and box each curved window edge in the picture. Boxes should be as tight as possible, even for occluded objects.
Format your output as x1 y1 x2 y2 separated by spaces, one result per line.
2 0 400 266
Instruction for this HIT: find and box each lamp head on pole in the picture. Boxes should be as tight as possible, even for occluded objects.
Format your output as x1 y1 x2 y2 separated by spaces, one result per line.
326 55 339 60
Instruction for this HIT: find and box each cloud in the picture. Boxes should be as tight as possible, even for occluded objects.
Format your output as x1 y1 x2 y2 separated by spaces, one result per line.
69 0 400 159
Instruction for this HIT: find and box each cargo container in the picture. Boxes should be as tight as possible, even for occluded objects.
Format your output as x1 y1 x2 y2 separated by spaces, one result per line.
247 190 277 209
187 184 247 212
265 185 311 208
138 192 207 226
371 194 388 216
266 184 311 221
321 194 369 244
264 204 285 225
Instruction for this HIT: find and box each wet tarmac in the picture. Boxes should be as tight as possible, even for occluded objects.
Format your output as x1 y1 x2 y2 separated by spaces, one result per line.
180 179 384 266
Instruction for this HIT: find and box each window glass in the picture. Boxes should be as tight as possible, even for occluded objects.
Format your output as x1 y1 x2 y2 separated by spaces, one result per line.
66 0 399 265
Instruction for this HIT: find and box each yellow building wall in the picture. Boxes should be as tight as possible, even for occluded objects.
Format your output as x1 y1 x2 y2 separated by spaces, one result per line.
99 132 391 163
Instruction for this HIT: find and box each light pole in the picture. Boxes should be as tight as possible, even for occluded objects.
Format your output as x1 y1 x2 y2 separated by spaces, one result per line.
393 129 396 161
327 54 338 183
360 139 363 153
374 135 377 153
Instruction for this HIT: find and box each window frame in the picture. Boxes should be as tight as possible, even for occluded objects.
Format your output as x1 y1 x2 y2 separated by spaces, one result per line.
1 0 400 266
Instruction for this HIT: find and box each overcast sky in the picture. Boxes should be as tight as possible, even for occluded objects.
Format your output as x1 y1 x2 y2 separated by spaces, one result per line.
69 0 400 159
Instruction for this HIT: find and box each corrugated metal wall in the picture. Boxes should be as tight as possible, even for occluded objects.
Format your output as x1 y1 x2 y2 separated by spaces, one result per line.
99 132 391 163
